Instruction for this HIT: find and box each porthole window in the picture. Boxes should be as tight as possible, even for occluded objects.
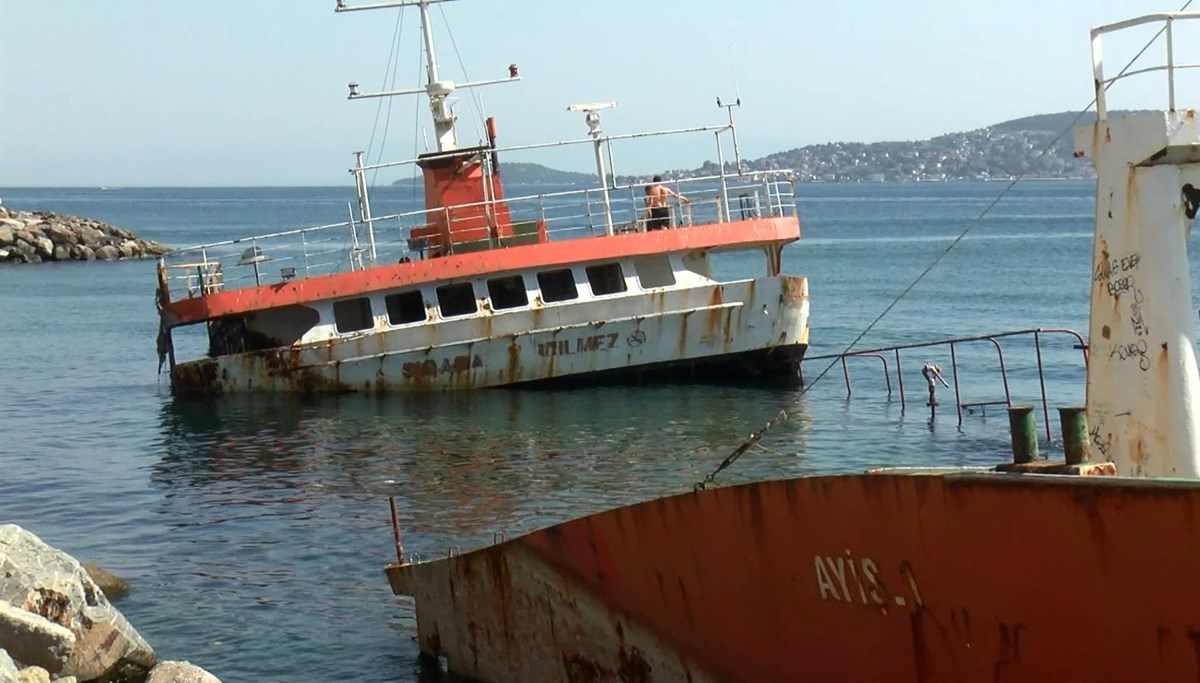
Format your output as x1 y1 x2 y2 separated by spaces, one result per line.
333 297 373 333
436 282 477 317
487 275 528 310
537 269 578 302
385 290 426 325
586 262 627 295
634 255 676 289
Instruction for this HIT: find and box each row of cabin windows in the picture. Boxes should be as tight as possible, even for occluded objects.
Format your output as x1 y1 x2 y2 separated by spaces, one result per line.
332 258 675 334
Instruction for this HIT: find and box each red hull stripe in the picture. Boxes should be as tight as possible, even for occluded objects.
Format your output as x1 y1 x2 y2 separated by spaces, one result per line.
165 217 798 326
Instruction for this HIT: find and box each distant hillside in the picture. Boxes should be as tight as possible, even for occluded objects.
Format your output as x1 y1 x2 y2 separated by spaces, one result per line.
666 110 1148 183
391 111 1147 185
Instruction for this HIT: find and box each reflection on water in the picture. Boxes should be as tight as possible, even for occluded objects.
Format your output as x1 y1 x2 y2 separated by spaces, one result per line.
155 386 815 540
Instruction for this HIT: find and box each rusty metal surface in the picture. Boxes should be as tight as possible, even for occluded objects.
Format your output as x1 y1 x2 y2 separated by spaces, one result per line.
394 471 1200 682
1075 111 1200 477
170 276 809 395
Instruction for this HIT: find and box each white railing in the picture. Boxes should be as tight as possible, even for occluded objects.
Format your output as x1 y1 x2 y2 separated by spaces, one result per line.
1092 11 1200 120
158 172 796 300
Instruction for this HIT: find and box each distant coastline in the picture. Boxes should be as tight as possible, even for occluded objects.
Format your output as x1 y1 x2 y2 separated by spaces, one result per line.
389 111 1132 187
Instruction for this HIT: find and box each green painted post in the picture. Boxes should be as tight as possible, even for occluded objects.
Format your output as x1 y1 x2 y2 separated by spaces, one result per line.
1007 405 1038 464
1058 406 1090 465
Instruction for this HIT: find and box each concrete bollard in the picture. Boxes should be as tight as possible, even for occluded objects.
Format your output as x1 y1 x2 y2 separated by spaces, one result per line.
1058 406 1090 465
1007 405 1038 464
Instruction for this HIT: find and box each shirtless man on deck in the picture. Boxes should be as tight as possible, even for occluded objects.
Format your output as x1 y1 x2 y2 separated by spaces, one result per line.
644 175 689 231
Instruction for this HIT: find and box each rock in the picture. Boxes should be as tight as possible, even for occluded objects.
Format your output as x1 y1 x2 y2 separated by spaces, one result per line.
0 601 75 674
0 249 8 261
16 666 50 683
77 227 104 245
0 526 155 683
50 677 76 683
31 237 53 260
0 207 168 263
78 246 94 262
43 226 76 246
1 649 18 682
145 661 221 683
80 566 127 601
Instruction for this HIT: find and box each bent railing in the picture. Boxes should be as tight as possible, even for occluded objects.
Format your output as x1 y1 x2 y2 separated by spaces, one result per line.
802 328 1089 441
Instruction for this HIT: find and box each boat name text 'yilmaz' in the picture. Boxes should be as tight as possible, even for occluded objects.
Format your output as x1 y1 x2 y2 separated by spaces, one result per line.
537 333 620 357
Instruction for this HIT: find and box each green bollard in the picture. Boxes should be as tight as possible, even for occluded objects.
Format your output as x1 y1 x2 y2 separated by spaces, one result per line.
1007 405 1038 464
1058 406 1090 465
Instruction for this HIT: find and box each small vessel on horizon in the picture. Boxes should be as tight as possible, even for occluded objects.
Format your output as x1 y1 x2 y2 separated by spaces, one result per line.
383 10 1200 682
151 0 810 396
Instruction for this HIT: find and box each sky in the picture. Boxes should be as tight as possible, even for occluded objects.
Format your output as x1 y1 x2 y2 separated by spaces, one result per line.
2 0 1198 186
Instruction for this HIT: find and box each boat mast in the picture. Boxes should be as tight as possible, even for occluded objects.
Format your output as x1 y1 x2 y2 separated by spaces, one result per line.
415 1 457 151
338 0 520 152
337 0 520 261
1077 12 1200 477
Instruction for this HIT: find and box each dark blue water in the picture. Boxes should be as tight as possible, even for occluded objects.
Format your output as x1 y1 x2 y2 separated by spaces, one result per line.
0 180 1156 681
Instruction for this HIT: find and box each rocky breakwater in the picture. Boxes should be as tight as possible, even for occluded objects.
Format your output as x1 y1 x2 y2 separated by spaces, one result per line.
0 206 168 264
0 525 219 683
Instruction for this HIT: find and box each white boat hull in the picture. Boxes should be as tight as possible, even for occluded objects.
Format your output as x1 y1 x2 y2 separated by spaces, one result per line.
171 276 809 395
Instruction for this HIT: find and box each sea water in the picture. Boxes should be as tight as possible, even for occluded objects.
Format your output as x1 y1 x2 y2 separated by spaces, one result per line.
0 180 1175 681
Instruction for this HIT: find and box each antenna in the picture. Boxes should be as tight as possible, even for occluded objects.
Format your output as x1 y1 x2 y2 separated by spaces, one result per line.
567 101 618 235
567 102 617 136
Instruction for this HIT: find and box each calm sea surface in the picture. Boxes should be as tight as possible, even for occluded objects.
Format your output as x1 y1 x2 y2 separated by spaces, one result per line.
0 180 1185 681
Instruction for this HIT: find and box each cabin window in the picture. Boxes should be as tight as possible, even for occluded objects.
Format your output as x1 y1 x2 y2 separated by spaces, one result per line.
586 262 627 296
537 269 578 303
385 290 426 325
487 275 528 310
436 282 477 317
333 297 374 333
634 255 676 289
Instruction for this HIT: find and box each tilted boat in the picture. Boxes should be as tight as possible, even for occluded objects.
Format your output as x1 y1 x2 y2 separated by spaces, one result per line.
383 11 1200 682
151 0 809 396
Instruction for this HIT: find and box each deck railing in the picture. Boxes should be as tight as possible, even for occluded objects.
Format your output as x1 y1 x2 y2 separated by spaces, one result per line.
1091 11 1200 120
158 171 796 301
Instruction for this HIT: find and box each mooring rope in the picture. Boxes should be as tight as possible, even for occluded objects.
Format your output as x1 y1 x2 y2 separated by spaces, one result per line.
693 4 1192 491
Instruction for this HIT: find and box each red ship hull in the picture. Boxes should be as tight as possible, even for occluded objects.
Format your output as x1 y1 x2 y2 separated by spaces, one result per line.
388 469 1200 682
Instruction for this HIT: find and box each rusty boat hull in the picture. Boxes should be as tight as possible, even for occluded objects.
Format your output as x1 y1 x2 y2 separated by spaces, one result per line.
169 274 809 395
387 468 1200 683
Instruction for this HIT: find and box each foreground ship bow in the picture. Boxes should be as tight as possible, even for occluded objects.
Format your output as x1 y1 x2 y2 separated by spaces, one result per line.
385 11 1200 682
152 0 809 396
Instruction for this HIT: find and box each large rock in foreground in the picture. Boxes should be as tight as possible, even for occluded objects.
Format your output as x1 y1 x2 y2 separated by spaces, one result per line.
0 205 168 264
0 525 154 681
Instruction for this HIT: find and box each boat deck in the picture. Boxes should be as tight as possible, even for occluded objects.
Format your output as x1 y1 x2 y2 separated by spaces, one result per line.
157 172 797 302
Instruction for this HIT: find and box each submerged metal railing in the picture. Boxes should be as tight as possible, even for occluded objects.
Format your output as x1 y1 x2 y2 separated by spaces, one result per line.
157 171 796 301
801 328 1089 441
